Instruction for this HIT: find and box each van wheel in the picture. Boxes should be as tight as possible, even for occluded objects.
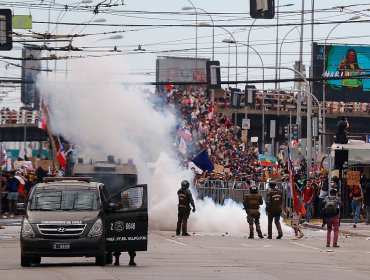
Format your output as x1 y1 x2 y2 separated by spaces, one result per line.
95 254 106 266
32 256 41 265
21 255 32 267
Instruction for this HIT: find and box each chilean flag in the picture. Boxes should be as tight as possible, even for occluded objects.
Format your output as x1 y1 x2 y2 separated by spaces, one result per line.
57 145 66 168
38 117 47 130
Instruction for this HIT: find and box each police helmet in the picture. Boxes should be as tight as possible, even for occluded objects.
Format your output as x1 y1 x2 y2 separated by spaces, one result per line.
181 180 190 189
269 181 277 189
249 184 258 194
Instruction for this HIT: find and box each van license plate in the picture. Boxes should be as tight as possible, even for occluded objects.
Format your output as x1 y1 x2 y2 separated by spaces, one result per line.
53 243 70 249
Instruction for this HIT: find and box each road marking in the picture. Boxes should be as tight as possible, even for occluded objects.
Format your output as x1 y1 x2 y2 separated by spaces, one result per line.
291 242 320 250
241 243 258 247
263 245 272 248
165 238 188 246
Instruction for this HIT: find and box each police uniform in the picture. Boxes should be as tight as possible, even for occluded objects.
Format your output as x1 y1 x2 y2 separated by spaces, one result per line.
176 180 195 236
243 185 264 239
265 182 283 239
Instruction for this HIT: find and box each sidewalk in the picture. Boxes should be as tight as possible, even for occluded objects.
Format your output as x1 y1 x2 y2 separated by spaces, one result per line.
302 219 370 238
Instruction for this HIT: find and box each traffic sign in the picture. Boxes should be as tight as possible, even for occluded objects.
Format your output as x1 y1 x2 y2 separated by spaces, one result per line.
242 118 250 130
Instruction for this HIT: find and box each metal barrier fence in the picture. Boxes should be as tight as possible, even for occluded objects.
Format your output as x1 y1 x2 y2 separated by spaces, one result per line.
194 180 289 207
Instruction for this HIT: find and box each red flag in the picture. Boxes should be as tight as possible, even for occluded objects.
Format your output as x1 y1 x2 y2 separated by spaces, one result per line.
57 143 66 168
165 84 174 91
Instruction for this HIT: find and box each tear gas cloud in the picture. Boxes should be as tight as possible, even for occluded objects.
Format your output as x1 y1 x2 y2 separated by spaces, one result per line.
37 57 291 235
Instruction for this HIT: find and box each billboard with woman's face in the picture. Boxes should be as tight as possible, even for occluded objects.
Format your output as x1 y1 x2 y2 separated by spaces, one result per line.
312 43 370 102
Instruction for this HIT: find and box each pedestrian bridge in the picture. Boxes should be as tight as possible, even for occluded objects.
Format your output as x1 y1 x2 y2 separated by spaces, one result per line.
0 109 48 142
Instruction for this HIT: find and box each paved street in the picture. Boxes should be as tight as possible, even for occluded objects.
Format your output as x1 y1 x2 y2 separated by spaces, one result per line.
1 223 370 280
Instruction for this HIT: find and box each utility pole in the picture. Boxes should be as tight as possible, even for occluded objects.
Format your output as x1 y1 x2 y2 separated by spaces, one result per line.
297 0 305 139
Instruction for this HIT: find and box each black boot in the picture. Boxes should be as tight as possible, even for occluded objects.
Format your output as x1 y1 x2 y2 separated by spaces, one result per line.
276 233 283 239
256 225 264 239
248 225 254 239
113 252 121 266
128 251 137 266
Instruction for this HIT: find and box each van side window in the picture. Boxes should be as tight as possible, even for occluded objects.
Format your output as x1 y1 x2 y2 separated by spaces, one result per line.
115 186 144 212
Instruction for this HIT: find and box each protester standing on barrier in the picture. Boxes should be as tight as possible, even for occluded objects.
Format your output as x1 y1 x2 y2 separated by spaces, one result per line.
176 180 195 236
323 188 342 248
265 181 283 239
243 184 264 239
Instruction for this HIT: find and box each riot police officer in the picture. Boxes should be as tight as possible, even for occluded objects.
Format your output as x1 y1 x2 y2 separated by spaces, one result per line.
176 180 195 236
243 184 264 239
265 181 283 239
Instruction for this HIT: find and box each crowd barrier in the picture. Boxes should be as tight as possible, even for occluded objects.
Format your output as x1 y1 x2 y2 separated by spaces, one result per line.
194 180 289 209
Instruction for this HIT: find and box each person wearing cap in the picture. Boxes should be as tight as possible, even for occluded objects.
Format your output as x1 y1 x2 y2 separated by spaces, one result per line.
265 181 283 239
322 188 342 248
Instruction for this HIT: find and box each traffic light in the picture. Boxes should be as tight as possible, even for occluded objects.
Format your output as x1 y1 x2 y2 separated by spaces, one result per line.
206 60 221 89
0 9 12 51
284 125 289 139
292 124 298 140
250 0 275 19
230 88 241 108
318 117 323 134
245 85 256 105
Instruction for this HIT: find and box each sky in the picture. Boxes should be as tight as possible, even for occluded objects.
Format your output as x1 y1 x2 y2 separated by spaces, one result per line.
1 0 370 108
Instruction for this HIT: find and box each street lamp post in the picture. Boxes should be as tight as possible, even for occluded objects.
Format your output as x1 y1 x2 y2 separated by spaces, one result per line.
278 26 300 124
322 15 361 153
221 36 238 87
239 42 265 151
182 0 198 74
196 10 214 60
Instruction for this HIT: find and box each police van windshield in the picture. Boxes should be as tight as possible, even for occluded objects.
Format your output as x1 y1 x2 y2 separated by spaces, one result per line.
29 189 99 211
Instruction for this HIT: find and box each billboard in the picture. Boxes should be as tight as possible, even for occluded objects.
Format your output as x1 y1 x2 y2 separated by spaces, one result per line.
156 56 208 84
312 43 370 102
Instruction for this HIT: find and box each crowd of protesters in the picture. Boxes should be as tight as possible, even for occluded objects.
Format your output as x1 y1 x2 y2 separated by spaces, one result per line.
0 161 66 222
160 86 370 225
0 107 40 125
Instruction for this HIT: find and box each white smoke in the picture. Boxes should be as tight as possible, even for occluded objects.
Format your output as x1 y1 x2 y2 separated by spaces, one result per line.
37 57 292 235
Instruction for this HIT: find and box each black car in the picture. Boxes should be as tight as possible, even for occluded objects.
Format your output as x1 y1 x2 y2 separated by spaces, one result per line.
20 177 148 267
